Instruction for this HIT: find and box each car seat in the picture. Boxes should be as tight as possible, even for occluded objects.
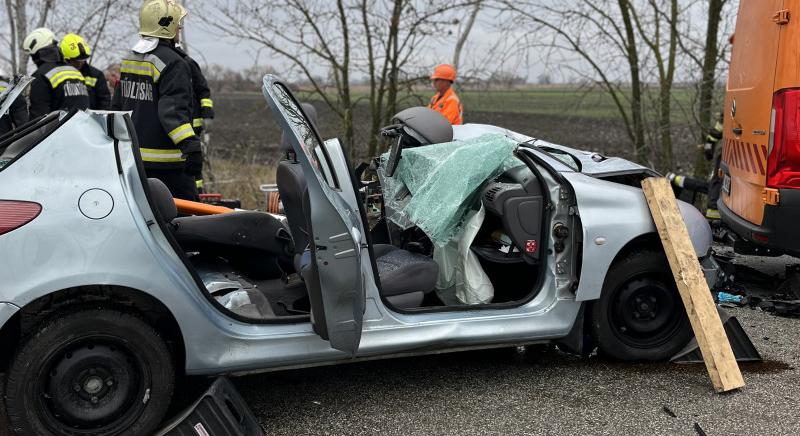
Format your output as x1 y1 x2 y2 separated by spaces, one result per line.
147 178 292 279
275 132 439 308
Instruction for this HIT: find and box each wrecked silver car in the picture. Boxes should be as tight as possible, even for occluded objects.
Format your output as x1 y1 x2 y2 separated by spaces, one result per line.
0 75 714 435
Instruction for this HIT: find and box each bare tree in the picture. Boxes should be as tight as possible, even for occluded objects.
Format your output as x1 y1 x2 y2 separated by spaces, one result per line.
500 0 649 162
203 0 472 158
631 0 681 170
0 0 136 75
686 0 730 177
452 0 482 72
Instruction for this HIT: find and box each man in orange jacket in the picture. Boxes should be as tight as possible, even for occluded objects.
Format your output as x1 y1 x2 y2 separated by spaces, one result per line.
428 64 463 125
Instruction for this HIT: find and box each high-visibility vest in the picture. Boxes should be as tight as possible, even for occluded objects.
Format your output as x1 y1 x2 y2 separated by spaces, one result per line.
428 87 463 125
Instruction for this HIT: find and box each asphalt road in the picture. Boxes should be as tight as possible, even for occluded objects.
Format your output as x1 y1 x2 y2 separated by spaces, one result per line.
226 306 799 436
2 249 798 436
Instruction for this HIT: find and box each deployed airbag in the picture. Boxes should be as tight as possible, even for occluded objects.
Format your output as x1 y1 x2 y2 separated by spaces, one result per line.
381 133 520 246
434 206 494 304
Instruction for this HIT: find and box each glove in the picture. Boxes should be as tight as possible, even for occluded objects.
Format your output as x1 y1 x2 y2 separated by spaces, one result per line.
202 118 213 130
703 141 714 161
184 151 203 178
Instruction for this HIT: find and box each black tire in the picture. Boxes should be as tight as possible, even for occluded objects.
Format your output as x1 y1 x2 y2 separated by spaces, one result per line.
591 250 692 361
4 309 174 436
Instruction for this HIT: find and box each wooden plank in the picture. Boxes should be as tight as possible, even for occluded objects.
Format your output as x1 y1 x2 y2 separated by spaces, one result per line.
641 177 744 393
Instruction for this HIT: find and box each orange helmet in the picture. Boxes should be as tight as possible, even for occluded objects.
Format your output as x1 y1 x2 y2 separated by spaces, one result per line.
431 64 456 82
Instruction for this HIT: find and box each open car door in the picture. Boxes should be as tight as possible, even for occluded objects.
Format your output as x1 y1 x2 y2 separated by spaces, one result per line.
262 75 365 355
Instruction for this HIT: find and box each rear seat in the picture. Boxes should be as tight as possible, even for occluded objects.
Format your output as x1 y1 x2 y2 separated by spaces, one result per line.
147 178 292 279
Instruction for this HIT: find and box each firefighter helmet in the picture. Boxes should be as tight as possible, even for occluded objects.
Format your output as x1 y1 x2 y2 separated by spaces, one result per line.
139 0 187 40
59 33 92 60
431 64 457 82
22 28 56 55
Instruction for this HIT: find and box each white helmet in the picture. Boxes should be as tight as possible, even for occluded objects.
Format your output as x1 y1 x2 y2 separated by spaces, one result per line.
22 28 56 55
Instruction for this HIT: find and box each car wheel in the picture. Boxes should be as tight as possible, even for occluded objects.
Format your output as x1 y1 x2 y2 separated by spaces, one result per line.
591 250 692 361
4 308 174 436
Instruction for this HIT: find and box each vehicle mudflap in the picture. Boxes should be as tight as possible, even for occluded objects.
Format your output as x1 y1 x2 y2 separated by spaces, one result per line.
554 303 595 357
155 377 264 436
670 306 762 364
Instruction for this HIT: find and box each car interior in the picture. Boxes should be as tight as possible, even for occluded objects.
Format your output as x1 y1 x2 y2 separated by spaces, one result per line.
149 104 550 322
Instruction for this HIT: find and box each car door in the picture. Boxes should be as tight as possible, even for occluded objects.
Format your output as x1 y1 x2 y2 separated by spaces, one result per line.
262 75 365 355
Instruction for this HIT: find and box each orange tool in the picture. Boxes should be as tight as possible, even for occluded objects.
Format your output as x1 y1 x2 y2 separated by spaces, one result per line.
174 198 233 216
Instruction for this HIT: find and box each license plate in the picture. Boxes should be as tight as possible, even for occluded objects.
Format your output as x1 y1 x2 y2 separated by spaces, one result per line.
722 174 731 195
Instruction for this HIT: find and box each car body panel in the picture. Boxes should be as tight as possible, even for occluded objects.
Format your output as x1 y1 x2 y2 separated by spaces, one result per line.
454 124 712 302
0 302 19 328
0 79 714 377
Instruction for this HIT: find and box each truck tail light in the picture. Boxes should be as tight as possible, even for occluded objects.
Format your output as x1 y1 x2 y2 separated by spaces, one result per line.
0 201 42 236
767 89 800 189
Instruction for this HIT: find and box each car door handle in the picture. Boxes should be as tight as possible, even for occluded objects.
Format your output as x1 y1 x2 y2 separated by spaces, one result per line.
732 127 743 135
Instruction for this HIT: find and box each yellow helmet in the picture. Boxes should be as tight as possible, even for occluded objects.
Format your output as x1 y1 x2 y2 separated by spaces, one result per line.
59 33 92 60
139 0 187 39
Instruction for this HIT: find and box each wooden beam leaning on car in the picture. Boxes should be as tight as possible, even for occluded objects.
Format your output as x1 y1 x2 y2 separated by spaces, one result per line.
642 177 745 393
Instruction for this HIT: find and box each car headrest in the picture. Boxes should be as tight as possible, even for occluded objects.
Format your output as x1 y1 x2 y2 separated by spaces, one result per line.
147 178 177 222
392 106 453 146
280 102 319 152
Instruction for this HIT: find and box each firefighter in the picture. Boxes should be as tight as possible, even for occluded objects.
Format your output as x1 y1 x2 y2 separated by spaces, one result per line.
112 0 201 201
0 73 29 136
703 113 725 219
23 28 89 119
174 44 214 192
428 64 463 125
59 33 111 110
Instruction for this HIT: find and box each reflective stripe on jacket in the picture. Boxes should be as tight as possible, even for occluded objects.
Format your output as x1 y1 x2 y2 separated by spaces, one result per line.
174 48 215 134
428 87 463 125
112 40 199 170
29 62 90 119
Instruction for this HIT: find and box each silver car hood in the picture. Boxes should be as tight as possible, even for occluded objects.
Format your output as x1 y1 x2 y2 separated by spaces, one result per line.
452 123 656 177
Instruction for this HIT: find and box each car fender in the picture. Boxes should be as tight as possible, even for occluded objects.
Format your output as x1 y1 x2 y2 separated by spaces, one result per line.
0 111 229 368
0 302 20 330
565 172 712 301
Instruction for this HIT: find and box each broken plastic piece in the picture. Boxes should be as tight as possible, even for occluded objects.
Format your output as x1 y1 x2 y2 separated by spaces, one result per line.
155 377 263 436
671 307 762 363
716 292 743 304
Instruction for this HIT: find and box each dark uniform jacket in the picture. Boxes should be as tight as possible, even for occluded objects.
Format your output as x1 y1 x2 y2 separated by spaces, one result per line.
0 79 29 136
175 49 214 133
80 63 111 110
112 40 199 170
29 46 90 119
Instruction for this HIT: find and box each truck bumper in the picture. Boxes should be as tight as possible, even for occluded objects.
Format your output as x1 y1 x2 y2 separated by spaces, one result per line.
719 188 800 257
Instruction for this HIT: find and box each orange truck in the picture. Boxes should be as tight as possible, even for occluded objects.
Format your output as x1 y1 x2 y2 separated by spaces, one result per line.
720 0 800 256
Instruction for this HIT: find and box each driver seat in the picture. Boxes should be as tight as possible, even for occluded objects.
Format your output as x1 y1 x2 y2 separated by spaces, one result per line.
276 152 439 309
